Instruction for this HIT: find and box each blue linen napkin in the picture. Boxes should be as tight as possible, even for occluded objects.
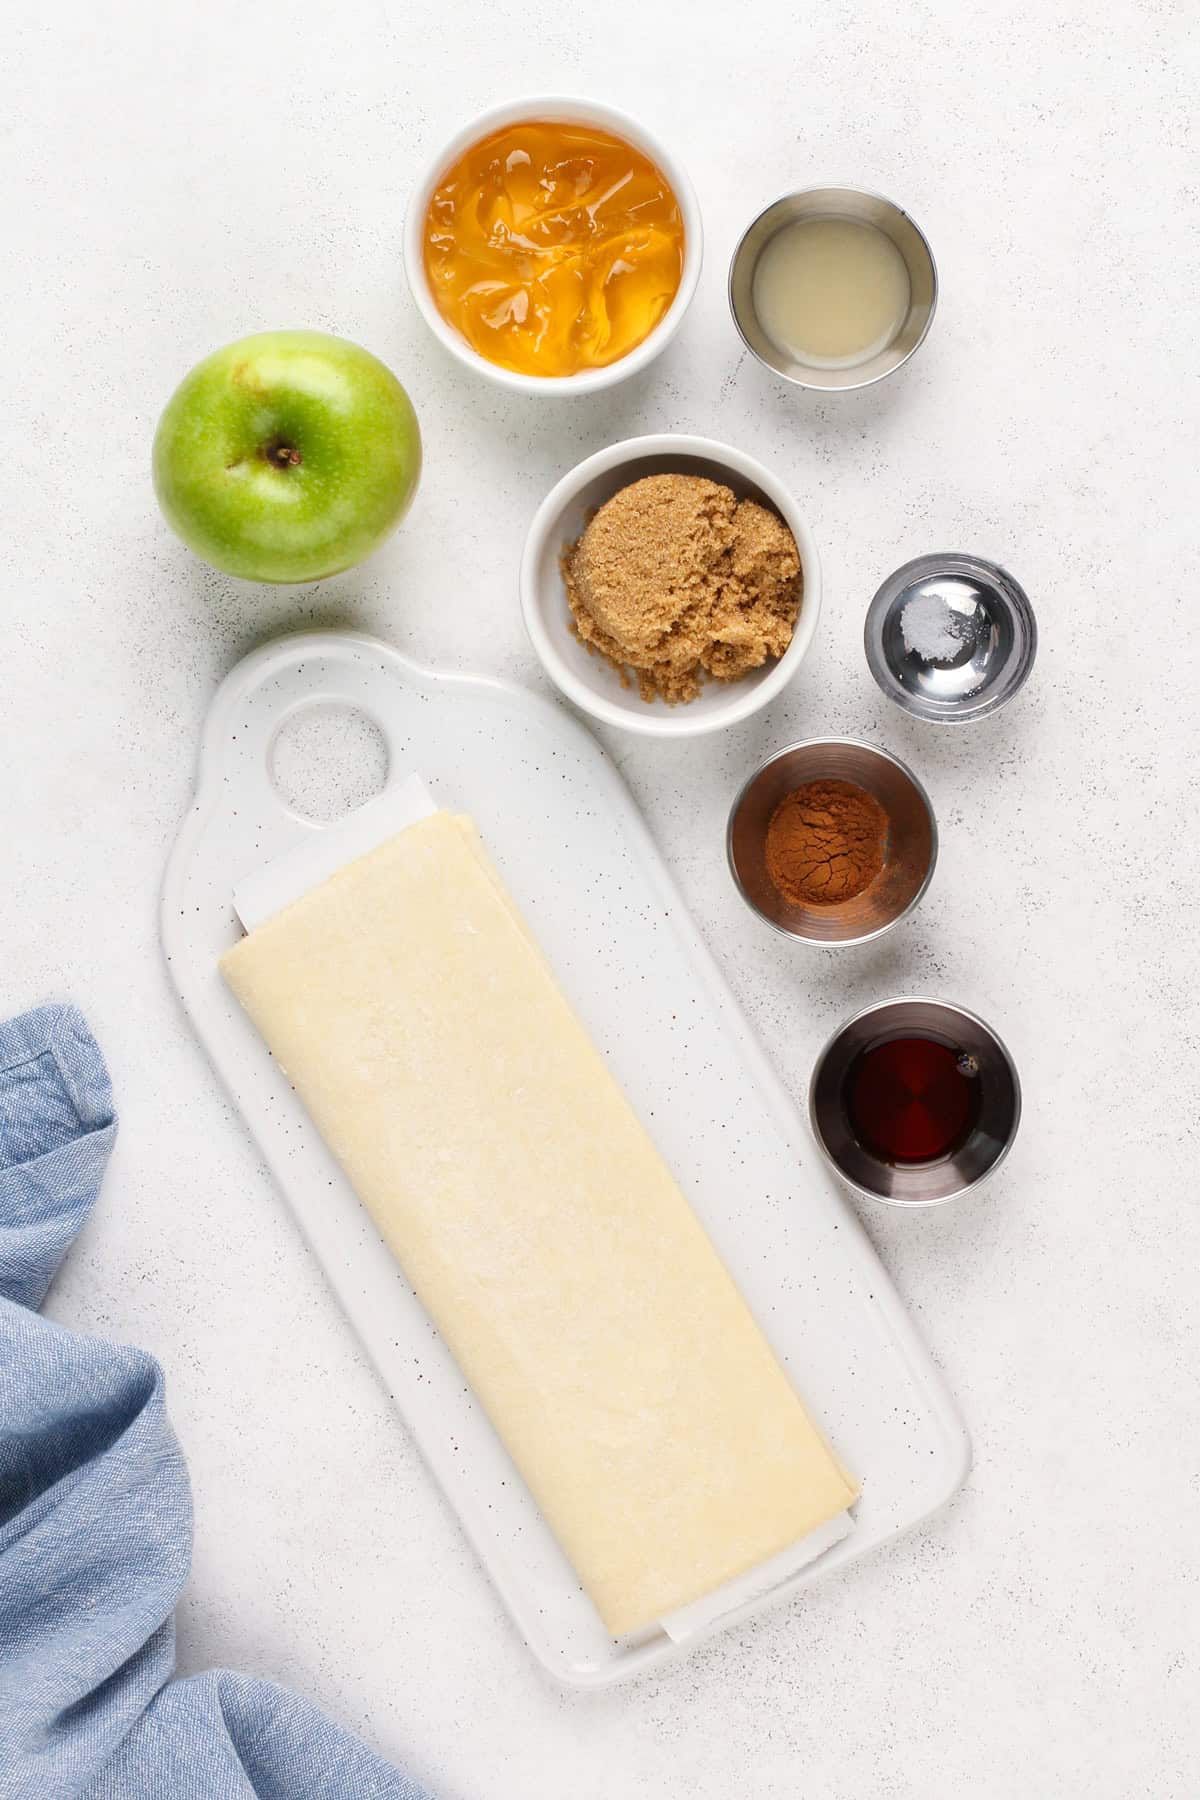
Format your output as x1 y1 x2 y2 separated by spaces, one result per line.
0 1005 431 1800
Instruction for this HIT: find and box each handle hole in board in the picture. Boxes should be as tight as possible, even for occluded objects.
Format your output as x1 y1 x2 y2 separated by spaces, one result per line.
269 702 389 823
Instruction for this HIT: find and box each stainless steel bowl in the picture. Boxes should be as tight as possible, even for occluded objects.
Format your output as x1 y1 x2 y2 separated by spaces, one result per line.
727 738 936 946
864 553 1038 723
809 997 1021 1206
728 187 938 392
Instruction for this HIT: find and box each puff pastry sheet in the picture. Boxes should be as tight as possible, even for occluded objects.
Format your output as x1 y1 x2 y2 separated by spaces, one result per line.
221 814 857 1635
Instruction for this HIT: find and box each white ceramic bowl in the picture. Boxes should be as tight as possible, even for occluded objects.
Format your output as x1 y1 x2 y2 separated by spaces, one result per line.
520 435 822 738
402 96 702 396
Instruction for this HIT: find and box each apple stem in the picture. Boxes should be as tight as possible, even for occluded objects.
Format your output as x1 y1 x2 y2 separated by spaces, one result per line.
265 440 303 469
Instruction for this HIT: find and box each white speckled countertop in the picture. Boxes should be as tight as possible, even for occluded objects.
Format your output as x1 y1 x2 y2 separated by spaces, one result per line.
4 2 1198 1794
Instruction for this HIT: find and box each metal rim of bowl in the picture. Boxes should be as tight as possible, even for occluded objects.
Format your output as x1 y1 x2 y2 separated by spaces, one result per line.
807 994 1023 1207
863 552 1039 723
725 735 939 946
727 184 939 394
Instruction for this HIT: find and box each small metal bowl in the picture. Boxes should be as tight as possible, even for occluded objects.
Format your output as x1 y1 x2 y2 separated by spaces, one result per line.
728 187 937 392
727 738 936 946
865 554 1038 723
809 997 1021 1206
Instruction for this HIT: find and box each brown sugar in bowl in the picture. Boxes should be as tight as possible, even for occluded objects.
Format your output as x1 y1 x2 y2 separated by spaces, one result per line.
561 472 802 706
520 434 822 739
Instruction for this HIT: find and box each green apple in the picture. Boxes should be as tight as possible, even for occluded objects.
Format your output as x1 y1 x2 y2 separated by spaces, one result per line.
152 329 421 583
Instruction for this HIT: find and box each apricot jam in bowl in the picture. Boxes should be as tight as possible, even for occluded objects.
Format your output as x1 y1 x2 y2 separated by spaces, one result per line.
403 97 702 394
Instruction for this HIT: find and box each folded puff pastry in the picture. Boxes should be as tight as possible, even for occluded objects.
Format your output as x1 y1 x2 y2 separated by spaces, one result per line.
221 813 857 1635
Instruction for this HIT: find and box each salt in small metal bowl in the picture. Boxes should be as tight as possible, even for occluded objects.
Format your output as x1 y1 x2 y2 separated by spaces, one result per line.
727 738 936 946
808 997 1021 1206
728 186 938 392
864 553 1038 724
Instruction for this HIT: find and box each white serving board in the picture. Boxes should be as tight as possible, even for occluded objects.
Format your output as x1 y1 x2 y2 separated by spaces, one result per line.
161 630 970 1687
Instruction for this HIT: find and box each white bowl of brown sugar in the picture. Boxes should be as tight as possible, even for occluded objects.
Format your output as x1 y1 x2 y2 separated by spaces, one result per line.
519 435 822 738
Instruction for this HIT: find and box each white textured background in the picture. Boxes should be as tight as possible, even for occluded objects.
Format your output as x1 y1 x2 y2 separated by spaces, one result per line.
4 2 1198 1795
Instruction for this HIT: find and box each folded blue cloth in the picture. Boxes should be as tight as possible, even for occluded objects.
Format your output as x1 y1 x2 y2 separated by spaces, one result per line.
0 1006 430 1800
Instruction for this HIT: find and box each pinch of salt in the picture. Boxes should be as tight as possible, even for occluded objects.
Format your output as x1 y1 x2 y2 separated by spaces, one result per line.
900 591 967 664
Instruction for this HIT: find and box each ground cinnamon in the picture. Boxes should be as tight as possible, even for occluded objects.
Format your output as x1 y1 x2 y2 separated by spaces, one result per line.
765 779 888 907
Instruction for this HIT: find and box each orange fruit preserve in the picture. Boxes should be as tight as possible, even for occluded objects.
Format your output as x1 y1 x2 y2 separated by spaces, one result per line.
422 120 685 378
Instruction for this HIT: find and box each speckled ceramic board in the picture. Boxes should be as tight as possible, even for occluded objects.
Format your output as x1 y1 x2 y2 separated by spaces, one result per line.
161 630 970 1687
